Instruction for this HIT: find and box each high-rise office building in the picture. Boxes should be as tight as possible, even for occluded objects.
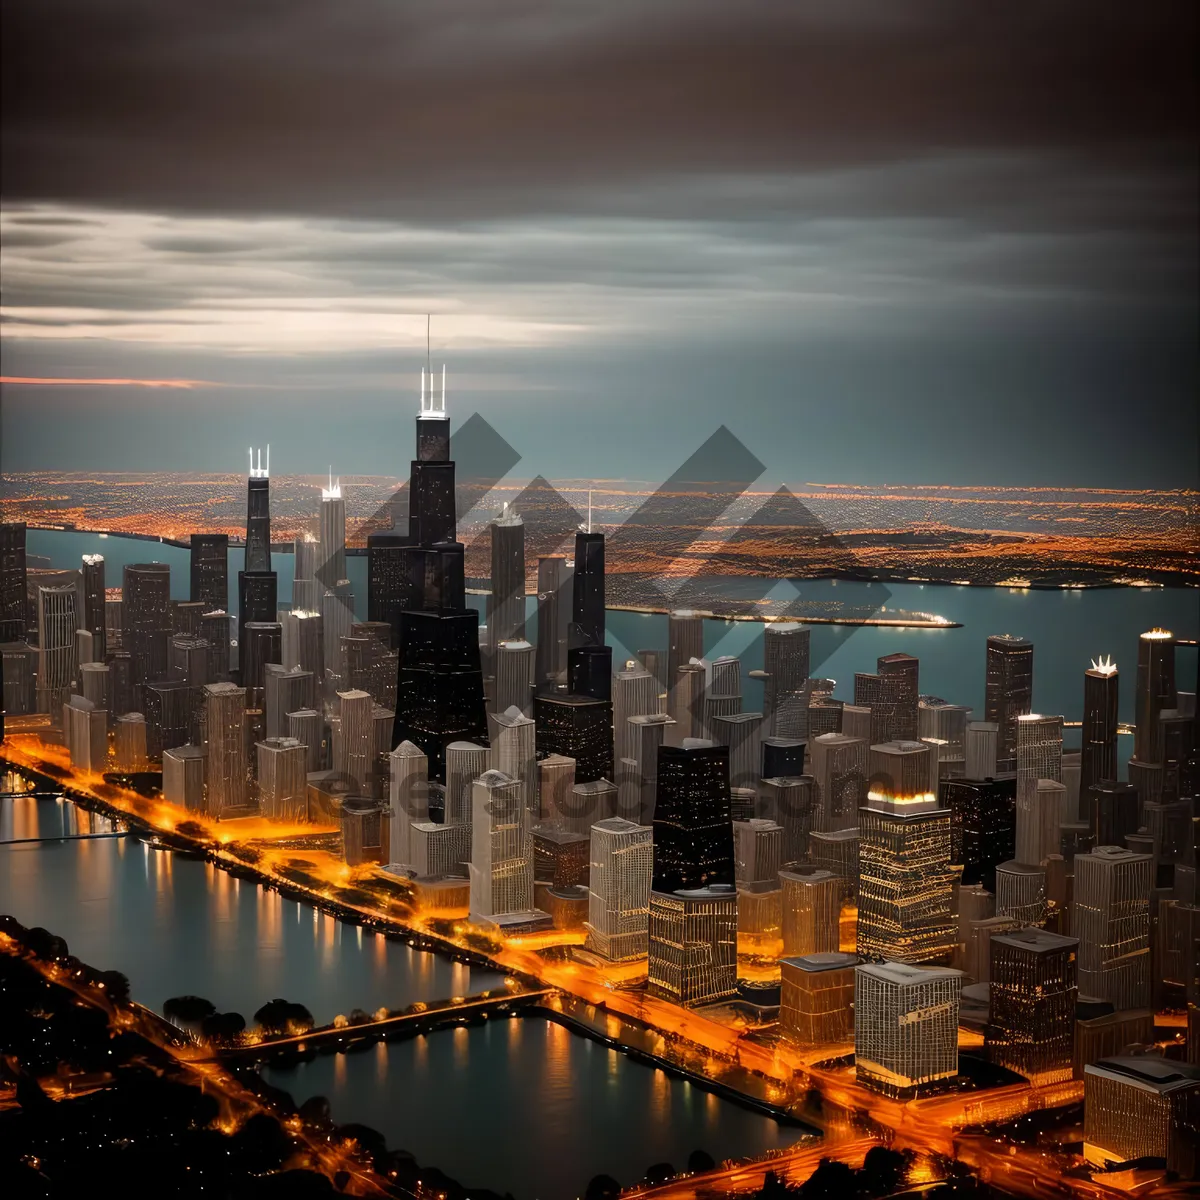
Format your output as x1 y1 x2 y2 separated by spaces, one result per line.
1083 1056 1200 1175
810 732 868 833
809 827 860 901
534 692 613 783
647 886 738 1006
855 962 963 1097
189 533 228 612
1135 629 1177 765
493 639 534 717
163 745 206 812
996 859 1048 927
80 554 106 662
333 688 374 791
1081 657 1120 804
876 652 920 741
986 928 1079 1084
316 473 347 592
444 739 488 827
256 736 307 821
569 529 605 650
1 642 36 716
143 679 194 760
942 775 1017 888
780 952 858 1046
758 775 813 865
534 555 571 690
263 665 315 739
964 721 1000 780
64 694 108 772
761 622 811 737
487 503 525 654
1016 777 1067 869
1074 845 1152 1011
668 661 706 743
238 569 278 679
114 711 147 771
762 736 806 780
287 708 323 773
1016 711 1063 803
489 707 537 814
79 661 109 717
468 769 534 922
240 621 281 696
204 682 248 815
780 865 841 956
613 663 658 757
123 563 170 689
710 710 764 791
857 769 955 964
733 818 783 884
666 611 704 733
292 536 318 615
652 740 735 893
342 796 390 866
199 610 231 684
536 753 576 826
388 740 428 867
985 635 1034 771
35 584 79 713
244 447 272 574
0 522 28 642
918 698 970 774
585 816 653 961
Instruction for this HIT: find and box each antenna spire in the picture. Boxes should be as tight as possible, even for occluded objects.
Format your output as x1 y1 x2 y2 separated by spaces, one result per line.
588 489 593 534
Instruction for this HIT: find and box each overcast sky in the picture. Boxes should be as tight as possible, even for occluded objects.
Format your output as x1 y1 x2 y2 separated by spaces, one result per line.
1 1 1195 487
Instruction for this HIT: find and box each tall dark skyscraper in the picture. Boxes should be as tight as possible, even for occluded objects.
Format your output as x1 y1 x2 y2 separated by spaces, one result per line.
1081 657 1120 807
237 571 278 674
570 529 606 650
942 776 1017 890
652 740 735 893
389 366 489 780
244 448 272 574
534 556 570 690
985 634 1034 771
0 521 28 642
123 563 171 688
877 652 920 741
487 504 525 655
533 692 613 782
190 533 229 611
1135 629 1176 765
366 533 410 649
80 554 106 662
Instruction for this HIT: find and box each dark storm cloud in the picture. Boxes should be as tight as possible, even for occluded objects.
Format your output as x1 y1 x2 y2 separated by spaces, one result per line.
2 0 1195 224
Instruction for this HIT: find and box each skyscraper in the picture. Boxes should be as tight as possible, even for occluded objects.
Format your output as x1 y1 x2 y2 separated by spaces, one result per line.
292 535 318 615
388 740 429 867
533 692 613 783
204 681 248 815
256 736 307 821
534 555 570 690
1135 629 1176 764
387 370 490 781
1074 845 1153 1011
1016 712 1063 806
986 927 1078 1084
761 621 811 737
942 775 1017 888
667 611 703 733
238 570 278 679
0 522 28 642
733 818 783 884
244 446 272 574
585 816 653 961
780 952 858 1047
985 634 1034 771
35 584 79 713
163 745 206 812
333 688 374 791
316 472 347 592
876 652 920 741
189 533 228 612
493 639 534 716
964 721 1000 780
123 563 171 689
810 732 868 833
487 503 525 655
489 707 537 815
779 865 841 956
569 529 605 650
80 554 106 662
647 886 738 1006
468 769 534 923
444 739 488 828
857 762 955 964
855 962 963 1097
1081 657 1120 804
651 740 735 893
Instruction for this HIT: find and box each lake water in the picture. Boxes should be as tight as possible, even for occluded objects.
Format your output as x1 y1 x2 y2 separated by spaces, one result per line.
29 528 1197 769
0 805 799 1198
262 1018 795 1200
0 832 503 1022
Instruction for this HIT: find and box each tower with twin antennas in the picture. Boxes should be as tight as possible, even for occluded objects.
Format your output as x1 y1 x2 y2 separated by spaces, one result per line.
381 316 490 779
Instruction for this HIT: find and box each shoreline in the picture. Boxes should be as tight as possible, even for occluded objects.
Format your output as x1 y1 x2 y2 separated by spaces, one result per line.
0 748 819 1133
18 523 1195 595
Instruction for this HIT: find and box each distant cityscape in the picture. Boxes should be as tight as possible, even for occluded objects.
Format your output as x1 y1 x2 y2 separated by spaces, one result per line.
1 369 1197 1196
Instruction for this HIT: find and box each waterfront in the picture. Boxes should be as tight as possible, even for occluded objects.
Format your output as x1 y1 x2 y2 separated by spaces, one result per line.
0 826 503 1023
263 1021 795 1199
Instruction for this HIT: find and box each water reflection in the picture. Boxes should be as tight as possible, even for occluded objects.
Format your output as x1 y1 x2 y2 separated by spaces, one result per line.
0 833 504 1023
264 1021 794 1200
